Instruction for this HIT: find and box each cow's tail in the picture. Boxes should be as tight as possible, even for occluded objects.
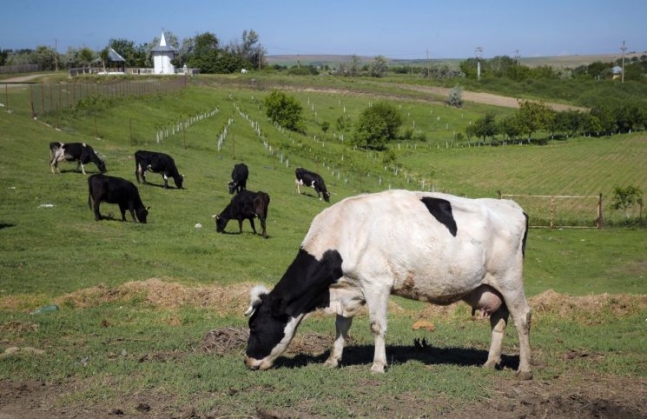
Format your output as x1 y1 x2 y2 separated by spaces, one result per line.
521 212 529 257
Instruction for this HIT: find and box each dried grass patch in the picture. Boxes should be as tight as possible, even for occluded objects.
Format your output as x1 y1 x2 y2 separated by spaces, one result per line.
530 289 647 322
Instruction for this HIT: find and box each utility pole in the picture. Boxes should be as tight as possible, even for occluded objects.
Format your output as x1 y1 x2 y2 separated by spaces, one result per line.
620 40 627 83
426 49 430 78
54 38 58 72
475 47 483 81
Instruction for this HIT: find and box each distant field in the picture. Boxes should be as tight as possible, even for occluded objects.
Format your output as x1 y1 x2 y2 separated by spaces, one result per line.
267 52 646 68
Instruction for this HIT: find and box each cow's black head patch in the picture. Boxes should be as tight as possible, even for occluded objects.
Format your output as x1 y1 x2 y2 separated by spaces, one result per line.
245 293 289 360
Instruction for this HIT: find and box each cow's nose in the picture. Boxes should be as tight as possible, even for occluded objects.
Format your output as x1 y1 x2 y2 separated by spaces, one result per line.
244 356 260 370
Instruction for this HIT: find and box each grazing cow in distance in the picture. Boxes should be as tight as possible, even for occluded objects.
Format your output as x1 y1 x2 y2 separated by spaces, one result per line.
243 190 532 379
213 190 270 238
295 167 330 202
228 163 249 194
134 150 184 189
88 174 149 223
49 142 107 174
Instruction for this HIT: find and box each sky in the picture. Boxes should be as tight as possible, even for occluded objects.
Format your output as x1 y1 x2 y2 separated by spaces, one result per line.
2 0 646 59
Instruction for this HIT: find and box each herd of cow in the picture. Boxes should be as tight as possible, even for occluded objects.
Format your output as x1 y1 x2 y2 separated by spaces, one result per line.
48 141 533 380
48 142 332 236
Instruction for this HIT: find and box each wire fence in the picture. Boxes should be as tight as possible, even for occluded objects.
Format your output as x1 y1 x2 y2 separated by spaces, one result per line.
27 76 188 119
500 193 604 228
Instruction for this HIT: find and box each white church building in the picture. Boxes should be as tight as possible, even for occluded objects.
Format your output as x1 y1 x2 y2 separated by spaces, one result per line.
151 32 178 74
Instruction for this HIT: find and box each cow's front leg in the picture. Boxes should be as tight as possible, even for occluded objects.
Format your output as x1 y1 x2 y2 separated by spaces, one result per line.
324 315 353 368
364 286 391 373
118 204 128 222
162 174 169 189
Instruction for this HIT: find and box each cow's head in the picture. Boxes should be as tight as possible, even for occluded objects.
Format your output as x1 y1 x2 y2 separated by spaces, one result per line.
136 206 149 223
173 174 184 189
244 285 300 371
323 191 331 202
213 214 228 233
97 159 107 174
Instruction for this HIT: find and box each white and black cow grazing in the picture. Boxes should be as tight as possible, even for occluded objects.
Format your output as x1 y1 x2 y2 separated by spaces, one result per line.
295 167 330 202
88 174 149 223
134 150 184 189
228 163 249 194
49 142 107 175
213 190 270 238
244 190 532 379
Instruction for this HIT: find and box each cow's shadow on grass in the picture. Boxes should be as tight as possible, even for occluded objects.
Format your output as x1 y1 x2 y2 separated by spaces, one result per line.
218 230 270 239
140 182 180 190
57 169 103 174
0 223 16 229
276 344 519 371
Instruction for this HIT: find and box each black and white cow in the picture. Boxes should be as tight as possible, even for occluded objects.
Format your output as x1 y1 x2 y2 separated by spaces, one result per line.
228 163 249 194
87 174 149 223
295 167 330 202
244 190 532 379
49 142 107 174
212 190 270 238
134 150 184 189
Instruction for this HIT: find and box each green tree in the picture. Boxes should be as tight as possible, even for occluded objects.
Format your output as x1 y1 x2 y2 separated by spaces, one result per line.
517 100 552 142
472 112 499 142
264 90 305 133
352 102 402 150
611 185 643 220
349 54 361 77
186 32 221 73
498 114 522 141
369 55 388 77
33 45 58 70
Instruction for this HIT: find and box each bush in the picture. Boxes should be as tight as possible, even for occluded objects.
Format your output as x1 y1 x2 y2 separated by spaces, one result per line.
352 102 402 150
264 90 305 133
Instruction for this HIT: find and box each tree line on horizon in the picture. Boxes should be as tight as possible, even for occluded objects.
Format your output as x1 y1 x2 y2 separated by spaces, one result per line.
0 29 266 74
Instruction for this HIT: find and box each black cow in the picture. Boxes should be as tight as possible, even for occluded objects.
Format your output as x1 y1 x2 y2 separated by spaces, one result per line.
295 167 330 202
134 150 184 189
228 163 249 194
88 174 149 223
213 191 270 238
49 142 107 174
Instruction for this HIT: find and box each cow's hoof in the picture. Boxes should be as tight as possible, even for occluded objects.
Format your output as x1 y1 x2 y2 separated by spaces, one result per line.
370 364 386 374
516 371 533 381
323 359 339 368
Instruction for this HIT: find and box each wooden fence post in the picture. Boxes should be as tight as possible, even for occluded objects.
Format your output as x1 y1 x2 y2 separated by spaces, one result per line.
597 193 604 229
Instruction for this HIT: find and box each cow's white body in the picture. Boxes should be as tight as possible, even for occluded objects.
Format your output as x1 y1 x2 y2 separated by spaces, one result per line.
245 190 531 377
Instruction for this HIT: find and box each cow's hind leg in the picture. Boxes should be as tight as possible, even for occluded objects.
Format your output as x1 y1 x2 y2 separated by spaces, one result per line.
364 285 391 373
324 315 353 368
259 217 267 238
492 287 532 380
92 202 102 221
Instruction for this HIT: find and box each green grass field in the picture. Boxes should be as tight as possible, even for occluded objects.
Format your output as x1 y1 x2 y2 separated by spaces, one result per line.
1 74 646 418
